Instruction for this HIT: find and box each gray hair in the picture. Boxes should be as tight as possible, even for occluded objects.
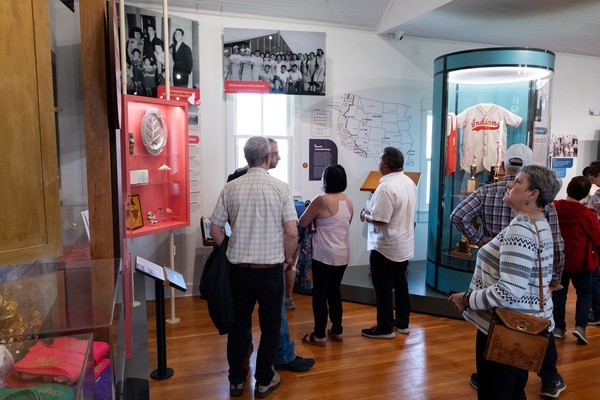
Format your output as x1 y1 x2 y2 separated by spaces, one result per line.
244 136 271 167
520 165 562 208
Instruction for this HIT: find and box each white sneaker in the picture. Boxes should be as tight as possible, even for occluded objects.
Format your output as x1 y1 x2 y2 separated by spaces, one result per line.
552 328 566 339
285 298 296 310
394 326 410 334
573 326 589 345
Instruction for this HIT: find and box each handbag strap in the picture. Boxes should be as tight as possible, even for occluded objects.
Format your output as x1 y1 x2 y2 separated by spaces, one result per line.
531 219 545 313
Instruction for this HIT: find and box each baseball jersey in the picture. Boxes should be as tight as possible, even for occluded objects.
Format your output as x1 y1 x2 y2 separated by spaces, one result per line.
457 103 522 173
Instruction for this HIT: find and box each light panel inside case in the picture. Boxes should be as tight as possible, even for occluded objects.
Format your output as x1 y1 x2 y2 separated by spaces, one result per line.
448 66 552 84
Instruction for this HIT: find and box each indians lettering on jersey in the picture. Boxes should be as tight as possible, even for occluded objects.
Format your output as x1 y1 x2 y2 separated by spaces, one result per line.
471 118 500 131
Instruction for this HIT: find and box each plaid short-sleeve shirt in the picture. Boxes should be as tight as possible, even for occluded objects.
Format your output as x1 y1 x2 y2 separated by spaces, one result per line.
211 168 297 265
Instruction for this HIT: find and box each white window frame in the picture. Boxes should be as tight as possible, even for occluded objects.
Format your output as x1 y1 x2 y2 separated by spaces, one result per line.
226 94 295 186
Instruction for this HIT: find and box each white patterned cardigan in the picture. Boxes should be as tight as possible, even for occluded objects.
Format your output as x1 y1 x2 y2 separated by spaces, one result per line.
463 215 555 334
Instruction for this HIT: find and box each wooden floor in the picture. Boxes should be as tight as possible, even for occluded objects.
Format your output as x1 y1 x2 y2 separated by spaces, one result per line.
147 292 599 399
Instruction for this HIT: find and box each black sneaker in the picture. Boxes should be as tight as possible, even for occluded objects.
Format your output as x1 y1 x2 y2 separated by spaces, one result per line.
589 315 600 326
540 375 566 398
274 355 315 372
469 373 478 390
229 382 244 397
361 325 394 339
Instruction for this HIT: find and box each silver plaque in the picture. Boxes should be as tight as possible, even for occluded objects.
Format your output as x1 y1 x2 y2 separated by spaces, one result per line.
141 108 167 155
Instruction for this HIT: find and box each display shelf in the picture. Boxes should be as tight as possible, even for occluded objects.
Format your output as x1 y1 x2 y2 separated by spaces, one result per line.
122 95 190 238
426 47 555 295
0 334 95 400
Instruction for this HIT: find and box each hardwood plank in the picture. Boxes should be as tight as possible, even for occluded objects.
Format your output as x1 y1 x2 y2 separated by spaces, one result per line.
147 291 597 399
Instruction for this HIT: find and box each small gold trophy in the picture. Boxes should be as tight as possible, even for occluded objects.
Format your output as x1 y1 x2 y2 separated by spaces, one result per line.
451 235 472 259
466 155 477 193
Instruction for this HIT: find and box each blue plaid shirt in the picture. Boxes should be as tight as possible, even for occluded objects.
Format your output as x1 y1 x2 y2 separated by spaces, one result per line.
450 175 564 283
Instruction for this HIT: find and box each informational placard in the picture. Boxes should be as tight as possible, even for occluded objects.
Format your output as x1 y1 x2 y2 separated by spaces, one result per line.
311 109 330 137
309 139 338 181
136 256 187 292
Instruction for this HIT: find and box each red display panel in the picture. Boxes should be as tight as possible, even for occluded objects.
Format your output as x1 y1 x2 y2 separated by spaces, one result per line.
122 95 190 238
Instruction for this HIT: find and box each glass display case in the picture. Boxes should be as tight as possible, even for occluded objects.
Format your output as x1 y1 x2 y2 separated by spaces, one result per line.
0 334 95 400
0 259 123 400
426 47 555 294
122 95 190 238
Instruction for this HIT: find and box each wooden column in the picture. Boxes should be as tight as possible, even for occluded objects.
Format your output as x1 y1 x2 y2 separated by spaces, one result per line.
80 0 118 260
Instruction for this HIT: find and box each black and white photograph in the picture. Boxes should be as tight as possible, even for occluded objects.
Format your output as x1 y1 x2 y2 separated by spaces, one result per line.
223 28 326 96
122 5 199 98
550 134 579 158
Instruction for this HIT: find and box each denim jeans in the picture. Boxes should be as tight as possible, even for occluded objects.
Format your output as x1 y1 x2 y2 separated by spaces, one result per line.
536 334 559 384
370 250 410 332
552 271 592 329
277 272 296 364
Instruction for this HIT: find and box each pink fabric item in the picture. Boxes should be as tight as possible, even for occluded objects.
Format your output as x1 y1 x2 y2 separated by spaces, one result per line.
5 338 110 388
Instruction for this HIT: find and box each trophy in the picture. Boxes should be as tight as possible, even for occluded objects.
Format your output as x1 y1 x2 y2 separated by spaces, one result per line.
466 155 477 193
451 235 472 259
490 139 503 183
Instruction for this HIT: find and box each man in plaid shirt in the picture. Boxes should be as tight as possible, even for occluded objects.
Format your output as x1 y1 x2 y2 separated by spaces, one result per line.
450 143 566 398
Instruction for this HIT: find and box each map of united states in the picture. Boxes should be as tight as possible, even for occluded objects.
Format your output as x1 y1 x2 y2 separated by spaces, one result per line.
331 93 415 166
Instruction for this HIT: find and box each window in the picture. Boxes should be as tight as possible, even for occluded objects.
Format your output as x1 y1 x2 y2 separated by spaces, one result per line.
418 99 433 211
232 94 293 183
425 110 433 205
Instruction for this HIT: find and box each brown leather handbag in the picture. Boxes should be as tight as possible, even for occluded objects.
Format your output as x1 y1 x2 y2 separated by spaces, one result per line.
484 220 551 373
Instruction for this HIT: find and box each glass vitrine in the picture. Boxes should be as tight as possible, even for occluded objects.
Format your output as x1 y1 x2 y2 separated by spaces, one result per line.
426 47 555 294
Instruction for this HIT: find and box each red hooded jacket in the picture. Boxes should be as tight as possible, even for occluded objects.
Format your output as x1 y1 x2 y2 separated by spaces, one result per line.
554 199 600 272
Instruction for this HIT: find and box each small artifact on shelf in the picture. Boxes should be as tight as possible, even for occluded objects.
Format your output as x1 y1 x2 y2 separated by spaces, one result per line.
450 236 473 259
128 132 135 155
147 211 158 225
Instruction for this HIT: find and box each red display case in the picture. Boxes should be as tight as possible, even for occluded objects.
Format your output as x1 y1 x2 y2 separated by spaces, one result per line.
121 95 190 238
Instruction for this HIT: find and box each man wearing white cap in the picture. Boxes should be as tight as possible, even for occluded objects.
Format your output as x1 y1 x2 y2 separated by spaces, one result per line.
450 143 566 398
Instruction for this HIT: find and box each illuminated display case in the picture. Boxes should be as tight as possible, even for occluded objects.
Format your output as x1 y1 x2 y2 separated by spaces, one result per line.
0 334 95 400
122 95 190 238
0 260 122 400
426 48 555 294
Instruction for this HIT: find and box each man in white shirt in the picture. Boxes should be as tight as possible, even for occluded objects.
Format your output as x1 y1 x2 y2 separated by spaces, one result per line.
360 147 416 338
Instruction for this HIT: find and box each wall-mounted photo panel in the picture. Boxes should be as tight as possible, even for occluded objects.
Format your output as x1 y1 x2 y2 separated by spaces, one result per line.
224 28 326 96
122 4 200 106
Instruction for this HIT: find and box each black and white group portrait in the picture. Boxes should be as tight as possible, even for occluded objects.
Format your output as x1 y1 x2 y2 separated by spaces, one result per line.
224 29 326 96
123 5 199 98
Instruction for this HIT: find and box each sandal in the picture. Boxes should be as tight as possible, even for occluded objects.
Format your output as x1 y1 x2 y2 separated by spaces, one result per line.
327 329 343 343
302 333 326 347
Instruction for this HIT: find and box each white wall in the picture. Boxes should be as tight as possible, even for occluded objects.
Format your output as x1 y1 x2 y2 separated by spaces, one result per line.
126 6 600 295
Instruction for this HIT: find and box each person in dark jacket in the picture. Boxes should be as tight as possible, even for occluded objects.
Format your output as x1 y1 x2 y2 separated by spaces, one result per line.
553 176 600 344
170 28 193 87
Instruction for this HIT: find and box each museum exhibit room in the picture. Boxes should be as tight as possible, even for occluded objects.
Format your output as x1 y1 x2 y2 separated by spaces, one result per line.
2 0 600 399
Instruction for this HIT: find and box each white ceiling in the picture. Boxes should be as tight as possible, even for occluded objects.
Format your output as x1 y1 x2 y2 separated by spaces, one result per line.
141 0 600 57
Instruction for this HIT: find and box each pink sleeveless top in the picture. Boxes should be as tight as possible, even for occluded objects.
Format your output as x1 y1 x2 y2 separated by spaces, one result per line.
312 200 351 266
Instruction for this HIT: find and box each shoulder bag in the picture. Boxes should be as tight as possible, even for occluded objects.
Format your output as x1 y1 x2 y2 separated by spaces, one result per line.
484 220 551 372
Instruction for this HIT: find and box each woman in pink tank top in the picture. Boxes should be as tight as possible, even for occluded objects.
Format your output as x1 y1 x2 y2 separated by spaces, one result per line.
298 165 353 346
